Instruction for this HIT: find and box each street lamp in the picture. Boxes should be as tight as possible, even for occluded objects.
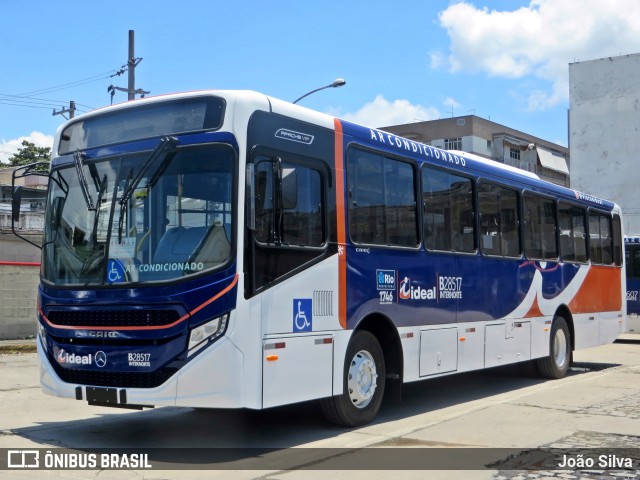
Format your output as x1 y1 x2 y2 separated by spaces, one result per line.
293 78 346 104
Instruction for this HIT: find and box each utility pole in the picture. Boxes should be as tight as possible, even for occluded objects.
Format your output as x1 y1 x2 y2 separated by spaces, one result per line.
52 101 76 119
128 30 136 101
108 30 148 103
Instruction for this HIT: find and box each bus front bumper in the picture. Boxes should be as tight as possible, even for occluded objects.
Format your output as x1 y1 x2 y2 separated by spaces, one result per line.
38 335 246 409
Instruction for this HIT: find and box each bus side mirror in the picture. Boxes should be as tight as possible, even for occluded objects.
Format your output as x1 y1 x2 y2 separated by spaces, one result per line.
12 186 23 223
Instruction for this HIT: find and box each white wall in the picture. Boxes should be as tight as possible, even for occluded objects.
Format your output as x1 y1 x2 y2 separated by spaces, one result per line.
570 54 640 235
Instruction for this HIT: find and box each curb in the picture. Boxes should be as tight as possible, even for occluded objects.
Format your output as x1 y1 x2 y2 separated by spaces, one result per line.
0 340 37 354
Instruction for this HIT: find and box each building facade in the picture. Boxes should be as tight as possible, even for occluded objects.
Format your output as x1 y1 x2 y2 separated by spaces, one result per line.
569 53 640 235
0 167 47 232
381 115 570 187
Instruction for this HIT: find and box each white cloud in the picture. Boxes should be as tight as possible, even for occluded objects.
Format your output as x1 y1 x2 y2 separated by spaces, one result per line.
433 0 640 110
443 97 461 109
339 95 440 128
0 131 54 164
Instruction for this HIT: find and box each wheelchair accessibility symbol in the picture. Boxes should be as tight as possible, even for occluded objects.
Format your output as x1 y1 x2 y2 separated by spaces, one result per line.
106 259 125 283
293 298 312 332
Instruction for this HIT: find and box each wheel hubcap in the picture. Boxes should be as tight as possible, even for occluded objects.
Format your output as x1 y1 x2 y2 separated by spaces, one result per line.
554 329 567 367
348 350 378 409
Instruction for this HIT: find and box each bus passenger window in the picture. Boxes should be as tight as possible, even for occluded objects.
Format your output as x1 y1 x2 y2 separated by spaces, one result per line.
558 202 587 263
478 181 520 257
422 166 474 253
613 214 623 266
589 211 613 265
347 149 418 248
524 193 557 260
628 244 640 278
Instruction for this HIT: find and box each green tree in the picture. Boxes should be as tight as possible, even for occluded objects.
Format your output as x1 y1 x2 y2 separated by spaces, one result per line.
6 140 51 171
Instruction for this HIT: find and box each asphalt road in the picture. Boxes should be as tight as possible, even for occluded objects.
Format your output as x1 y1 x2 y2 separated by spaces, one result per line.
0 338 639 479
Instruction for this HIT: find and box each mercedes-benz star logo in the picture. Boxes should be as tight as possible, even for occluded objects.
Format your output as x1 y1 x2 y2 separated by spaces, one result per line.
95 351 107 368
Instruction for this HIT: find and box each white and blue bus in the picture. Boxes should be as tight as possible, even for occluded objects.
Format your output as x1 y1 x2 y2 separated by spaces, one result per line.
12 91 626 426
625 236 640 333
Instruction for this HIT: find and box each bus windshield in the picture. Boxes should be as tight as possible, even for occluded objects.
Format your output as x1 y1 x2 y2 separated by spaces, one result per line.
42 143 235 285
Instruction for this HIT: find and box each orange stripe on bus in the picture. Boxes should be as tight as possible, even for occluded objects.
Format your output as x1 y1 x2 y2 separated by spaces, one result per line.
568 266 622 313
334 118 347 329
524 293 544 318
40 274 239 331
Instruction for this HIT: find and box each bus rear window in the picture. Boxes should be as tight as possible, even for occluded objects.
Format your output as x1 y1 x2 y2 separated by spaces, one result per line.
59 97 225 155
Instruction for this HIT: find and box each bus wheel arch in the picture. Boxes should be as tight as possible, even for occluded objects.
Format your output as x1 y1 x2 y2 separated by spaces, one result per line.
536 307 573 379
320 314 403 427
355 313 404 386
554 304 575 351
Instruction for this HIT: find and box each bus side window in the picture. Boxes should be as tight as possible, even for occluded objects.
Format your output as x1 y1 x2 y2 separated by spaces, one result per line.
478 181 519 257
254 161 274 243
589 210 613 265
558 202 587 263
524 193 557 260
347 149 418 248
628 244 640 278
422 165 475 253
613 214 623 266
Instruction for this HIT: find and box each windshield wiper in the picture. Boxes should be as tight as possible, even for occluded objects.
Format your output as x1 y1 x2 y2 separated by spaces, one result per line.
117 168 133 243
119 136 178 208
73 150 95 211
91 173 108 245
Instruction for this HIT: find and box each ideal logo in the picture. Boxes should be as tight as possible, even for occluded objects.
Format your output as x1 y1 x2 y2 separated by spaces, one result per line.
57 349 93 365
376 269 396 290
399 277 436 301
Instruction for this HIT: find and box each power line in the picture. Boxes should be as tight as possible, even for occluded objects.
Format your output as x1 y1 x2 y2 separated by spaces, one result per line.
0 69 119 113
0 101 53 110
12 70 117 97
0 93 69 106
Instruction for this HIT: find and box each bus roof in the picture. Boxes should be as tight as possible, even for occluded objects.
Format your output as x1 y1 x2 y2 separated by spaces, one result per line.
53 89 618 213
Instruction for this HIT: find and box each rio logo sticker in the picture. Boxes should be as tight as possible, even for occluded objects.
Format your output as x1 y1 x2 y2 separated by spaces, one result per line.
293 299 312 332
377 269 396 304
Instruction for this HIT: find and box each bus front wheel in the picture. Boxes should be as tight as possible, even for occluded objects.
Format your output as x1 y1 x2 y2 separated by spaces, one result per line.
320 330 386 427
536 316 572 379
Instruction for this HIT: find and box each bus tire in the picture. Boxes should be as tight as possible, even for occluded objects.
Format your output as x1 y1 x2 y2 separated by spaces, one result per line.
536 316 572 379
320 330 386 427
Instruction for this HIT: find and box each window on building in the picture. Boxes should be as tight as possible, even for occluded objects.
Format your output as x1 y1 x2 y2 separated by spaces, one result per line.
347 149 418 247
487 140 492 150
510 147 521 161
523 193 557 260
478 182 520 257
444 138 462 151
422 166 475 252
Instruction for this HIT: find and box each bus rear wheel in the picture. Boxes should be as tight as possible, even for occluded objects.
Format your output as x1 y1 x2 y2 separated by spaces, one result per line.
536 316 572 379
320 330 385 427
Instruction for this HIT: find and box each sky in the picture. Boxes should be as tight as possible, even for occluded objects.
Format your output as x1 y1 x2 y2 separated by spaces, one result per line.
2 0 640 164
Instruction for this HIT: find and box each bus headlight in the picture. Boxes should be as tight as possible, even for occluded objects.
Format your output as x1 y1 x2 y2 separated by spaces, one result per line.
188 313 229 354
38 322 47 353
